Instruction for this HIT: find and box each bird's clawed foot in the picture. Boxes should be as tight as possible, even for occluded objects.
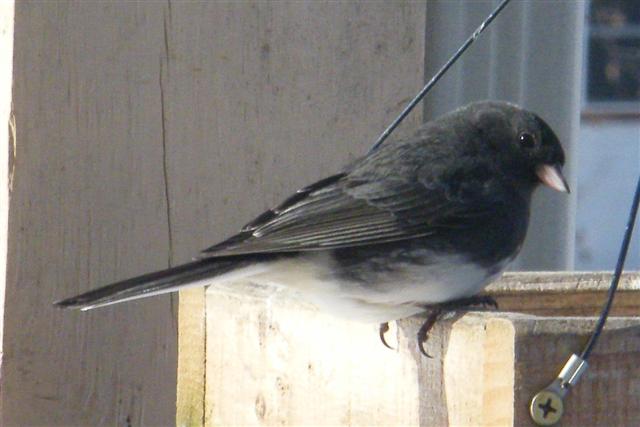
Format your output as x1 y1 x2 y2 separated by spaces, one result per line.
379 295 499 356
417 294 499 357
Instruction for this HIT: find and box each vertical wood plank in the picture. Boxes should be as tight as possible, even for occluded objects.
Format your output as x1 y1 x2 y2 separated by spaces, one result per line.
177 288 206 427
0 5 14 416
444 316 516 426
3 3 176 425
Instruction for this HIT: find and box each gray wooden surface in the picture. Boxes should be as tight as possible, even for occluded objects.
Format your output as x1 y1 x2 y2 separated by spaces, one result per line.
4 4 177 426
0 2 14 374
2 2 425 425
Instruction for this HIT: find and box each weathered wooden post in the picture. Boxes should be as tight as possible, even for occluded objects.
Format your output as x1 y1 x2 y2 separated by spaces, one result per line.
2 3 178 425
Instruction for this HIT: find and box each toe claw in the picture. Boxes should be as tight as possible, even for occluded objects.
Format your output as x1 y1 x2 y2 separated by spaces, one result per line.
418 339 433 358
416 309 441 358
379 322 394 350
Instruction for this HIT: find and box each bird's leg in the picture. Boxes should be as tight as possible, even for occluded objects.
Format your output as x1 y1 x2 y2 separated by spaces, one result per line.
417 294 499 357
379 322 394 350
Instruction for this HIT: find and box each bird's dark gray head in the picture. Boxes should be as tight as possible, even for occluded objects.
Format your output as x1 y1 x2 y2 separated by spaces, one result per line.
461 100 569 194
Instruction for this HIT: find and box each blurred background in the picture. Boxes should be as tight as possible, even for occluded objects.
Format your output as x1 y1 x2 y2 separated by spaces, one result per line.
576 0 639 269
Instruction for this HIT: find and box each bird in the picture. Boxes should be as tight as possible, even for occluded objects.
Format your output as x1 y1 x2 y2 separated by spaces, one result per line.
56 100 569 353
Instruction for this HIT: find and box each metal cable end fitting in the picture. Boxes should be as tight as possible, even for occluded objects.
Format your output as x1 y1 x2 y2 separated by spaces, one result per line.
529 354 588 425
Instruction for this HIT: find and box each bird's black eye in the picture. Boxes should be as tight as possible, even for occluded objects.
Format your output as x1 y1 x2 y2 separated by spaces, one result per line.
519 132 535 149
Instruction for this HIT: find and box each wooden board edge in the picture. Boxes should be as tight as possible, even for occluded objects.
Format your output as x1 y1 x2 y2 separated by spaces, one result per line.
176 287 207 427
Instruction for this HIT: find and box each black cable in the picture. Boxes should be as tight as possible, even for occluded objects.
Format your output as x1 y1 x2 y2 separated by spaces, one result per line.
369 0 513 153
580 174 640 360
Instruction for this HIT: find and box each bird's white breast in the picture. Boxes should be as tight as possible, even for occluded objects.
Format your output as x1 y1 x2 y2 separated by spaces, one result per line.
209 252 507 323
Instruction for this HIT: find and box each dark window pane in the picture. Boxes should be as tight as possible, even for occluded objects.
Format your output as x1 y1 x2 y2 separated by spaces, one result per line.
588 37 640 101
586 0 640 103
590 0 639 26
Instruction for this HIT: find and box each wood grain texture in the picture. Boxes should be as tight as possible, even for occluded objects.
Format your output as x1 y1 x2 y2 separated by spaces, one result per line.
443 316 515 426
3 3 176 425
176 288 206 427
511 316 640 427
487 272 640 316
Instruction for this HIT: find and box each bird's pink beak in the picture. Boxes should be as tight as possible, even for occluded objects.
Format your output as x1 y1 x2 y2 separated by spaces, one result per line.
536 164 570 193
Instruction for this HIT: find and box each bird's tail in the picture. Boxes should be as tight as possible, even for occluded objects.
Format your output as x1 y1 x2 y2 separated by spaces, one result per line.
54 258 250 311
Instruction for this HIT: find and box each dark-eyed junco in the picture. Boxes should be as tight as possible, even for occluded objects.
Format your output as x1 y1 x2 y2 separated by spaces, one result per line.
56 100 568 346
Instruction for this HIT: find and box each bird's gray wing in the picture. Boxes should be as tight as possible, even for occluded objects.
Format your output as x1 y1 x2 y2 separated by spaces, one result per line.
200 168 492 257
